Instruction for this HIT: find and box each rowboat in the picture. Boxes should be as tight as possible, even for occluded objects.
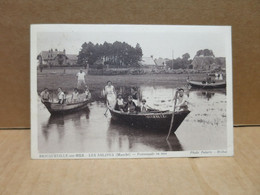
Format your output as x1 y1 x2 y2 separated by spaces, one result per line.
108 107 190 133
42 100 89 115
187 79 226 89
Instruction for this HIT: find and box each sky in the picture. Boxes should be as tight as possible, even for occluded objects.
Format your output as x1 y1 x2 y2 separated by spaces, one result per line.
36 25 230 59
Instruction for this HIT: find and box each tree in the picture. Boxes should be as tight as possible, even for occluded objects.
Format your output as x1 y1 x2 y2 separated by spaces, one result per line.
77 41 143 68
196 49 215 57
182 53 190 60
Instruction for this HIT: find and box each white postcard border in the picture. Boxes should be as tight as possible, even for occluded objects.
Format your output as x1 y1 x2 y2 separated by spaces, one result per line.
31 24 233 159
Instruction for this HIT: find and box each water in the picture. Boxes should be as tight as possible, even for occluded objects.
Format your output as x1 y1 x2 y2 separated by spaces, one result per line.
38 86 227 153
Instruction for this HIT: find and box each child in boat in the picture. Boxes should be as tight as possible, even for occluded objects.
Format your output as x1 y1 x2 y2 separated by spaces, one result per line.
71 88 79 103
140 99 150 113
57 87 65 104
115 94 124 111
174 88 188 111
84 86 91 100
124 95 137 113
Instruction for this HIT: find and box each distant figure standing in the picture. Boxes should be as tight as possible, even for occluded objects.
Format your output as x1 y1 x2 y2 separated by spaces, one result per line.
40 88 50 102
104 81 116 108
76 69 86 89
57 87 65 104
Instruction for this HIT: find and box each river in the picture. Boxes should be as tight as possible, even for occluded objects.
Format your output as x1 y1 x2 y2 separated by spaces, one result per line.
38 86 227 153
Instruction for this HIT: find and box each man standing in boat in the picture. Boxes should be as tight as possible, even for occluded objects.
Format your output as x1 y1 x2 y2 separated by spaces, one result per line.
76 69 87 90
174 88 188 111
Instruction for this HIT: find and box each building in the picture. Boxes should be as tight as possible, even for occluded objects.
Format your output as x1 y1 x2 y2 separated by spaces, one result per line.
139 56 156 67
37 49 78 66
154 57 169 67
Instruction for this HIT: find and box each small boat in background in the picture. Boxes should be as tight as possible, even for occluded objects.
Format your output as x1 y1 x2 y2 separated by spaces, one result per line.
42 100 89 115
187 79 226 89
108 106 190 133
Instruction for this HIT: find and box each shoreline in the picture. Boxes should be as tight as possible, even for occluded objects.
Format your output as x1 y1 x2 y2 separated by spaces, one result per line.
37 72 206 93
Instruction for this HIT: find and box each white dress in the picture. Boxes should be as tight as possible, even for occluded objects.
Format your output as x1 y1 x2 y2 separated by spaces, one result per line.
105 85 116 108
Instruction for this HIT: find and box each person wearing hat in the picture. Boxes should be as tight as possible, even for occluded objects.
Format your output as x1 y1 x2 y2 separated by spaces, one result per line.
140 99 150 113
76 69 86 89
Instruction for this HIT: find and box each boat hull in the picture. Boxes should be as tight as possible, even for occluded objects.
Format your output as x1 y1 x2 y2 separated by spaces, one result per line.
188 80 226 89
42 100 89 115
109 108 190 133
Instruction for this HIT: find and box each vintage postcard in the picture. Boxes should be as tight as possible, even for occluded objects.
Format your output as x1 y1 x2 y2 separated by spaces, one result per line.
31 24 233 159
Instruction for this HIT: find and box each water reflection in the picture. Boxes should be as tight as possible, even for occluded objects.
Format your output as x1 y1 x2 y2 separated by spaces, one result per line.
187 89 226 101
41 108 90 142
38 85 227 153
107 120 183 152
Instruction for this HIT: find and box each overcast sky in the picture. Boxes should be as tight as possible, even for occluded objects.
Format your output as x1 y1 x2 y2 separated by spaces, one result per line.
36 25 230 59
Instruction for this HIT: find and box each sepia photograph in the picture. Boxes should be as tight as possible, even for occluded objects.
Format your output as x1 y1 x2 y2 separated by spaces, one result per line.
31 25 233 159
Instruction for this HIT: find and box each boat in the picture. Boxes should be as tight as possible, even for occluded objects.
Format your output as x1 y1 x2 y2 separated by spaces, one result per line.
42 100 89 115
108 106 190 133
187 79 226 89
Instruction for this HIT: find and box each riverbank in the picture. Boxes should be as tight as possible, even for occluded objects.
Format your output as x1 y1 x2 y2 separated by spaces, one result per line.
37 72 206 93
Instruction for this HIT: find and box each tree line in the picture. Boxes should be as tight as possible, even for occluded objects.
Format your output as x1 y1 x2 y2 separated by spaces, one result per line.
166 53 193 69
165 49 218 69
77 41 143 68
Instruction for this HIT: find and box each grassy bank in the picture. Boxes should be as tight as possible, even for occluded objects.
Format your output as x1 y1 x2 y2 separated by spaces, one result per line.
37 72 205 92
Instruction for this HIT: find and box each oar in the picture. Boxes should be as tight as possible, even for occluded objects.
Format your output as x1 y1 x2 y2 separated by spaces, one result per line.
104 98 109 115
166 90 179 140
104 107 109 116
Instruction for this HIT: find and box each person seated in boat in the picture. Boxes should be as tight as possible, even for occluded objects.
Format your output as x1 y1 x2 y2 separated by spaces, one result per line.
115 94 124 111
139 99 151 113
206 75 212 84
124 95 137 113
174 88 188 111
219 73 223 80
40 88 50 102
57 87 65 104
71 88 79 103
84 86 91 100
104 81 116 108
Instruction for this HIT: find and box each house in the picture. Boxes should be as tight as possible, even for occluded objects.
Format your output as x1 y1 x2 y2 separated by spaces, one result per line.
66 54 78 66
154 58 169 67
139 56 156 67
37 49 78 66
